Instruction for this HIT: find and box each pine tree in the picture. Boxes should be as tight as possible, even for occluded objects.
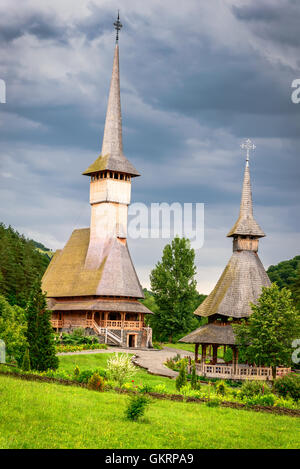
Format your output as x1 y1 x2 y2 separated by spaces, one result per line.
176 361 187 390
149 237 198 342
26 280 58 371
191 363 197 389
22 348 31 371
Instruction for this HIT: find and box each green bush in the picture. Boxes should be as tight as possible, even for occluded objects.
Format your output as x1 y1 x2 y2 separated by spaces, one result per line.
215 380 227 396
244 394 275 407
73 365 80 378
273 373 300 401
206 396 221 407
153 384 167 394
240 380 272 399
125 395 150 421
137 383 153 394
87 372 106 391
176 361 187 391
76 369 95 383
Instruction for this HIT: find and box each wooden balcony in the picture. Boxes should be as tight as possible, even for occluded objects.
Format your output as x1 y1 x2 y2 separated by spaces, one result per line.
52 318 145 330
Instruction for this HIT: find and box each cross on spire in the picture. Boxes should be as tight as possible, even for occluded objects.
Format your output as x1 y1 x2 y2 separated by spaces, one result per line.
241 138 256 165
114 11 122 43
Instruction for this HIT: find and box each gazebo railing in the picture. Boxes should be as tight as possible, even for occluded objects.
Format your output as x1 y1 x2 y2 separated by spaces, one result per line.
196 363 291 380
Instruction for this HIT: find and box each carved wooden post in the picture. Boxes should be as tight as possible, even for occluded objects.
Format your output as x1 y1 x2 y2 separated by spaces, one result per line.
212 345 218 365
201 344 207 374
195 343 199 363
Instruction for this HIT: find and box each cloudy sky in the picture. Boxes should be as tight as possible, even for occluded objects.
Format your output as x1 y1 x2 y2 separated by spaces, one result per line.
0 0 299 293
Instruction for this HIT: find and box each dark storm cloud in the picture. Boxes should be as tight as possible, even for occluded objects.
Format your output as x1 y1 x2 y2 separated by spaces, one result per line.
0 12 70 43
232 0 300 48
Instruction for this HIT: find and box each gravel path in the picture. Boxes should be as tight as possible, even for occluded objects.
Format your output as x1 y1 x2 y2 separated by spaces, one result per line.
58 346 194 379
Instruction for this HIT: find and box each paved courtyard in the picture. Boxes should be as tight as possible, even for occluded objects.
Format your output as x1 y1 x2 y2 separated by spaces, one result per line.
58 346 195 379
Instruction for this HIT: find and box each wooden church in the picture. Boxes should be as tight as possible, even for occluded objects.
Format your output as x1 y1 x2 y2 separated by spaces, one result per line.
42 15 153 348
180 140 288 379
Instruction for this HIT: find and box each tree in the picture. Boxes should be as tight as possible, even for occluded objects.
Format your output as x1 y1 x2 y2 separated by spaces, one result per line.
25 280 58 371
0 223 50 308
267 256 300 290
176 361 187 390
233 284 300 380
290 266 300 311
0 295 27 366
149 237 198 342
22 348 31 371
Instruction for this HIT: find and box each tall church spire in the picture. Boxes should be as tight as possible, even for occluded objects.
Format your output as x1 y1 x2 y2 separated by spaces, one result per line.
101 42 123 158
227 139 265 239
83 13 139 177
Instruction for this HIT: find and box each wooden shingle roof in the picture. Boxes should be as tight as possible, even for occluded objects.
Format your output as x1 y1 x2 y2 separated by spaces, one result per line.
194 250 271 319
180 324 236 345
42 228 144 299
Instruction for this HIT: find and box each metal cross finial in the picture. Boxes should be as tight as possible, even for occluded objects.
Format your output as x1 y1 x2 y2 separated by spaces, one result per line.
114 11 122 43
241 138 256 164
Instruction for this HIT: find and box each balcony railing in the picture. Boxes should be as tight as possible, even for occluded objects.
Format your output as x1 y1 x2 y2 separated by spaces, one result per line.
51 318 144 330
195 363 291 381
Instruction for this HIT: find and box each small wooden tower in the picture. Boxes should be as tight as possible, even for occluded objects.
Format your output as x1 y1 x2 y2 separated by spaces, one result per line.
180 140 271 372
42 14 153 348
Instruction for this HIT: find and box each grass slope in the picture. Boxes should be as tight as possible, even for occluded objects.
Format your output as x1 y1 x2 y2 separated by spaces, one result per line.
1 375 299 449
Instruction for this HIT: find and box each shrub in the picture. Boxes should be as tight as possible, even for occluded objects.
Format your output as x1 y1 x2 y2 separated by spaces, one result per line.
244 394 275 407
137 383 153 394
153 384 167 394
87 372 106 391
176 361 187 391
240 380 271 399
106 353 136 388
273 373 300 401
215 380 227 396
122 382 134 391
206 396 221 407
21 348 31 371
76 369 95 384
125 395 150 421
73 365 80 378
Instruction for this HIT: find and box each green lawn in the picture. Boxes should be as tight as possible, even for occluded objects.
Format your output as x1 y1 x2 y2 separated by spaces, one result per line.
58 353 178 394
164 343 226 358
163 343 196 353
0 374 298 449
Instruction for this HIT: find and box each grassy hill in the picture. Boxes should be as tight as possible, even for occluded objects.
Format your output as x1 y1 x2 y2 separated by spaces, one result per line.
0 374 298 449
